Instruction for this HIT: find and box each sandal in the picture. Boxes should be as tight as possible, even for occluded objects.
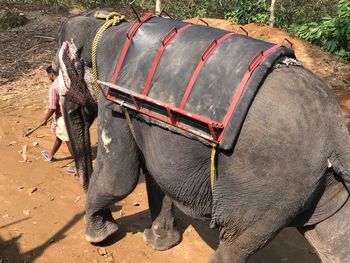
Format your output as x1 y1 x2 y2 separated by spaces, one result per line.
67 166 77 174
41 150 53 163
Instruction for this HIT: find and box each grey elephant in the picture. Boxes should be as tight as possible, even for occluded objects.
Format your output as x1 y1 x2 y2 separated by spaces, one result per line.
56 11 350 263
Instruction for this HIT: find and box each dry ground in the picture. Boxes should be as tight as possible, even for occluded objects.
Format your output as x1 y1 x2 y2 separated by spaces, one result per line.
0 4 349 263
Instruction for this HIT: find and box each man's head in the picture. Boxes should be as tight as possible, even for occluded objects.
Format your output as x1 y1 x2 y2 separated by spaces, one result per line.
46 66 59 82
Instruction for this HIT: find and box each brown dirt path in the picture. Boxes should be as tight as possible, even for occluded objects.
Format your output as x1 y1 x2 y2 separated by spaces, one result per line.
0 5 349 263
0 69 319 262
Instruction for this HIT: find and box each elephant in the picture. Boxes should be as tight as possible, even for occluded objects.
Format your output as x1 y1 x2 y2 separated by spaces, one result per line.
55 12 350 263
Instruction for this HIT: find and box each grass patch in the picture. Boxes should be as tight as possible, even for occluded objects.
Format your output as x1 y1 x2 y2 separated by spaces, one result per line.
0 11 29 30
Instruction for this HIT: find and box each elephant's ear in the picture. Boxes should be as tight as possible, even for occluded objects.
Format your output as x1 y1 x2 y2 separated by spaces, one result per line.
58 41 95 106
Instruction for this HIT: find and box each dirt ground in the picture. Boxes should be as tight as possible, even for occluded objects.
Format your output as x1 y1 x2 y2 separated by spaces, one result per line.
0 4 349 263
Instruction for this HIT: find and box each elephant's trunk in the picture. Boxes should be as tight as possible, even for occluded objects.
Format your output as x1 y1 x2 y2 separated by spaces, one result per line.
62 99 96 191
59 41 98 191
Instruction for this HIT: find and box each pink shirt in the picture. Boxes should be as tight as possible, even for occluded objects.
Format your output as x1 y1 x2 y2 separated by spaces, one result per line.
48 79 62 119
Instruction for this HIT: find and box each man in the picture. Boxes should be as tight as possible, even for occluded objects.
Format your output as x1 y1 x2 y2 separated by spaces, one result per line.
41 66 76 173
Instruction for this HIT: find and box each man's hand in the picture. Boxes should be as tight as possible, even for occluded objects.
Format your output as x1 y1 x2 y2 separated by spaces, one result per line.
43 109 55 126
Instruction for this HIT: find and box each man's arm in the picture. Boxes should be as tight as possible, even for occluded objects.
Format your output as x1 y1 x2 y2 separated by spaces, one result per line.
43 109 55 125
44 82 57 125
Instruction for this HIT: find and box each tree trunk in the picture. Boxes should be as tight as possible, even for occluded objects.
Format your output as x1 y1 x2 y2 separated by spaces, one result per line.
269 0 277 27
155 0 162 15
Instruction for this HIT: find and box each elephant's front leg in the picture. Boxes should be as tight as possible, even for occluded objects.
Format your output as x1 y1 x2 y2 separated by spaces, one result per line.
85 110 141 243
143 172 182 250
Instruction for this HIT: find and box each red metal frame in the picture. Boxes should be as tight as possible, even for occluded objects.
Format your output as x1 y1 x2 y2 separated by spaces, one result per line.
100 80 225 143
218 43 283 141
104 23 287 144
281 38 293 48
111 13 154 84
237 26 248 36
142 24 192 95
178 32 234 109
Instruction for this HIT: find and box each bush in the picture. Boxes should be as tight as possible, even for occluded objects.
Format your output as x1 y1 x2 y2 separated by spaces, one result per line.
1 0 348 60
0 11 28 30
290 0 350 60
145 0 231 20
225 0 269 25
275 0 338 28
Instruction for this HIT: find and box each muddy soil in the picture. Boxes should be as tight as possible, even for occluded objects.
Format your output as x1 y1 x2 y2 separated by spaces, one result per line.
0 4 349 263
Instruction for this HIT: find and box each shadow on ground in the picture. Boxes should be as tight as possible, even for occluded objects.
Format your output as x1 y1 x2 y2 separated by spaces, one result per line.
0 212 84 262
0 204 320 263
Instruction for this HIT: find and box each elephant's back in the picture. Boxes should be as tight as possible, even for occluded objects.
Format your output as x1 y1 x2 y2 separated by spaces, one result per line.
97 15 294 150
243 65 335 144
228 65 335 185
208 66 341 229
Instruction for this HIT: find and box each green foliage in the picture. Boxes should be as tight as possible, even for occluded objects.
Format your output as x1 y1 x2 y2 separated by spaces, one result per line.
225 0 269 25
0 11 28 30
0 0 129 10
1 0 349 60
159 0 230 20
290 0 350 60
275 0 338 28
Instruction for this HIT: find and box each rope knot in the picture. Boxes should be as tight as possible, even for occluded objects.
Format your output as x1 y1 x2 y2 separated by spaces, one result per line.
91 11 125 101
94 11 125 25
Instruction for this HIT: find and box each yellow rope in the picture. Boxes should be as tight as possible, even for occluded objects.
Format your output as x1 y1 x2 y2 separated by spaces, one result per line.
123 107 137 140
92 11 125 101
210 143 217 192
124 108 216 192
125 105 216 192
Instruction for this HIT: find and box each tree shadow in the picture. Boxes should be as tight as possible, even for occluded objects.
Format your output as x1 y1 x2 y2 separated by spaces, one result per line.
0 212 84 262
0 217 31 230
22 212 85 260
93 206 318 263
0 234 23 263
0 218 31 262
0 206 319 262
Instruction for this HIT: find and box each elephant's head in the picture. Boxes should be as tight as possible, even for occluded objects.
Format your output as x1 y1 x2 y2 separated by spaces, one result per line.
54 11 127 191
53 11 113 191
52 9 114 70
58 40 98 191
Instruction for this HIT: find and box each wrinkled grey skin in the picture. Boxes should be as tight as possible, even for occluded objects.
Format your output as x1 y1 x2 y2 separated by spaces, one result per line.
56 15 350 263
55 11 182 250
53 14 101 191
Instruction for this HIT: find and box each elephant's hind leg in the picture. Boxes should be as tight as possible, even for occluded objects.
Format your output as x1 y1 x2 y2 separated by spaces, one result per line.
210 218 284 263
143 173 181 250
299 199 350 263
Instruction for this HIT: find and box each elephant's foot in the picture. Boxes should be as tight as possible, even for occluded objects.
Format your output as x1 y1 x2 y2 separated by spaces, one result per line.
209 245 246 263
85 210 119 243
143 224 182 251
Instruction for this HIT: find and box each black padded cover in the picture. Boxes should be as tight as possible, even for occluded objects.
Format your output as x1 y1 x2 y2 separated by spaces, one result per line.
102 16 295 150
